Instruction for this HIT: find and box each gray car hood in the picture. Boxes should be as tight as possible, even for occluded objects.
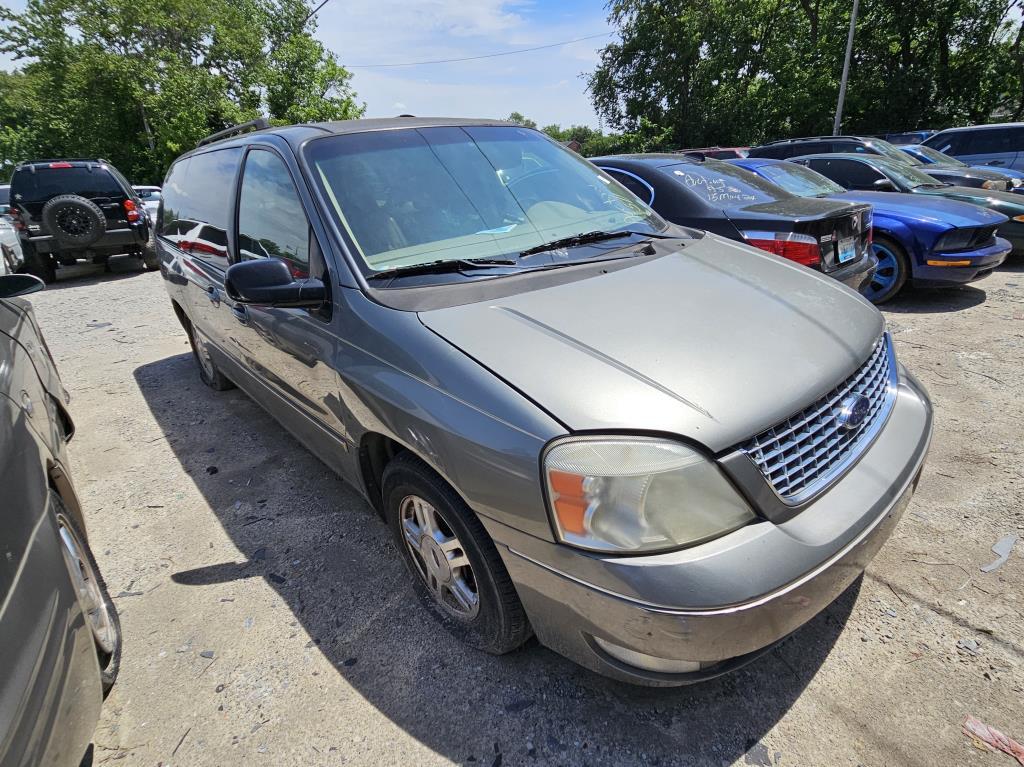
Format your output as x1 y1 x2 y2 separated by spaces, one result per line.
419 235 883 452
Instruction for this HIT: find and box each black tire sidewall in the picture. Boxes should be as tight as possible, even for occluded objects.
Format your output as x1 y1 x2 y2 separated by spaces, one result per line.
20 241 56 283
42 195 106 248
382 455 525 654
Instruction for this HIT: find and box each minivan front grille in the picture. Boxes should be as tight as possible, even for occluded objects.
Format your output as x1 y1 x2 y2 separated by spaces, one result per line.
739 334 897 505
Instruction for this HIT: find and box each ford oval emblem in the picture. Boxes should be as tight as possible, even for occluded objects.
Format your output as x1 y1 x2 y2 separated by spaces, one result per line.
837 394 871 431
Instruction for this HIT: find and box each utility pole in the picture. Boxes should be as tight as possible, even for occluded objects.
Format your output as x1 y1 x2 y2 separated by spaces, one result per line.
833 0 860 136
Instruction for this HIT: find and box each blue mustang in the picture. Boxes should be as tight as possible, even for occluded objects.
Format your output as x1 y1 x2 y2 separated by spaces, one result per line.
731 157 1010 303
899 144 1024 193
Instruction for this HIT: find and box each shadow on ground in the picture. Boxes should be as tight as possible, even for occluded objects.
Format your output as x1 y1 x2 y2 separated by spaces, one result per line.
32 255 150 292
883 284 986 314
135 352 859 765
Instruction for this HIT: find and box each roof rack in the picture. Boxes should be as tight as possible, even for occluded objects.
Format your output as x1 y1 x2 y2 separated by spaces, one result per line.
197 118 271 148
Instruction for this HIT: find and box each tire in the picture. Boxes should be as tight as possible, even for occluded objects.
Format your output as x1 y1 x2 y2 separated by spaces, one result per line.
184 318 235 390
20 241 57 284
382 452 532 655
141 233 160 271
42 195 106 248
52 496 122 696
865 234 910 304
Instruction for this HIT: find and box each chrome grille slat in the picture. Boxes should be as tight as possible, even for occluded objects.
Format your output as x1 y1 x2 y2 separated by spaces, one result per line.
739 334 897 504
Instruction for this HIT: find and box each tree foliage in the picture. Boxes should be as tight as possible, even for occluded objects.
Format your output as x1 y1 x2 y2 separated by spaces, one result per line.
588 0 1024 149
0 0 364 182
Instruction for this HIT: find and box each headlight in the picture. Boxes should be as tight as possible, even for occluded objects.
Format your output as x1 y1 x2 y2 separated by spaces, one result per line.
982 179 1008 191
1012 178 1023 188
543 437 756 553
937 228 976 251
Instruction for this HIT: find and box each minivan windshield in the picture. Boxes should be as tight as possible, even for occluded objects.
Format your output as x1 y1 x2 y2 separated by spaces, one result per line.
867 138 925 166
869 157 948 189
747 161 845 197
304 126 666 275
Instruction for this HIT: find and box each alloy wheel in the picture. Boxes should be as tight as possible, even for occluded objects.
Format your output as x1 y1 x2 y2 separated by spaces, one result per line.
57 517 118 655
866 241 901 302
399 495 480 619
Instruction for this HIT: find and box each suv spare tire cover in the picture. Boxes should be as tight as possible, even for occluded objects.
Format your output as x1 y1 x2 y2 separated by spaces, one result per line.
42 194 107 247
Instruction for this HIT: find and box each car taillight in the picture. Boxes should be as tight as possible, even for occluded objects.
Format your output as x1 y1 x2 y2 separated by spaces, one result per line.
741 231 821 267
123 199 140 222
8 207 25 230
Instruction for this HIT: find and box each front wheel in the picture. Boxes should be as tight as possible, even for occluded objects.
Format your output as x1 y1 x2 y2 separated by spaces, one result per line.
185 319 234 391
53 498 122 695
383 453 532 655
864 235 909 304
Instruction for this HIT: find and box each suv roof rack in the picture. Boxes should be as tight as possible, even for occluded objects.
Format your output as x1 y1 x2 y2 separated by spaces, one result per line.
197 118 272 148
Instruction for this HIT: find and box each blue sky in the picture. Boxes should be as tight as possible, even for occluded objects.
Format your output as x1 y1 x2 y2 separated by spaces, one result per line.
0 0 614 127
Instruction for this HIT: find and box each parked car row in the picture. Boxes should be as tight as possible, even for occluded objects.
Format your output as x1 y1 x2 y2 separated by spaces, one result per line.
7 116 1017 763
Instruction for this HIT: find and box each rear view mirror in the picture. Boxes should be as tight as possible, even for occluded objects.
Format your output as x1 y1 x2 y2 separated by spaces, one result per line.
873 178 896 192
0 274 44 298
224 258 325 307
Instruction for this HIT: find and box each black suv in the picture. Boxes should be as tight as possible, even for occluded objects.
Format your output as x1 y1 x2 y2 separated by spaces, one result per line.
7 159 157 282
747 135 1013 191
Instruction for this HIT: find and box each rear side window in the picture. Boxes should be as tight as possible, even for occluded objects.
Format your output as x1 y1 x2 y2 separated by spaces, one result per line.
806 158 883 189
237 149 310 274
602 168 654 205
11 166 123 202
963 127 1023 154
159 148 242 266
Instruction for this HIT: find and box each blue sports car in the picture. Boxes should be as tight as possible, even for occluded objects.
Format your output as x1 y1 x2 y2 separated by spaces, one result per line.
731 157 1011 303
899 144 1024 193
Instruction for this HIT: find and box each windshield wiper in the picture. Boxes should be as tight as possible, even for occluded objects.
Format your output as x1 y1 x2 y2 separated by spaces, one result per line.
366 257 518 281
519 229 681 258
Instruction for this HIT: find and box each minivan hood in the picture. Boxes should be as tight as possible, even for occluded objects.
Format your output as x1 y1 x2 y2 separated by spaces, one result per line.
419 235 882 452
918 185 1024 212
833 190 1008 227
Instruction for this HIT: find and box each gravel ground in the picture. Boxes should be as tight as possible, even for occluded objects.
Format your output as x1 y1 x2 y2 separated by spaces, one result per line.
25 255 1024 766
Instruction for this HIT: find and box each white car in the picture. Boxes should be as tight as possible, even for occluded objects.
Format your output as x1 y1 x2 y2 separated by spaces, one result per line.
132 185 162 225
0 184 23 275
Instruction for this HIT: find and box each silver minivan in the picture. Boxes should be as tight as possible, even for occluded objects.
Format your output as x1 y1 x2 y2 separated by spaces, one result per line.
157 118 933 685
923 122 1024 171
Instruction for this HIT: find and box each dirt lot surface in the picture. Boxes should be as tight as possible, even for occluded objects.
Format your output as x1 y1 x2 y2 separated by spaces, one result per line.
26 256 1024 766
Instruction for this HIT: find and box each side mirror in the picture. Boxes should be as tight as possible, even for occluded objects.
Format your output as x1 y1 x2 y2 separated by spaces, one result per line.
0 273 44 298
224 259 325 308
872 178 896 192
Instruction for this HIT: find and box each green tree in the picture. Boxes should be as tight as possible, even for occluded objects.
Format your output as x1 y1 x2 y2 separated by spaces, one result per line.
506 111 538 129
588 0 1024 147
0 0 364 182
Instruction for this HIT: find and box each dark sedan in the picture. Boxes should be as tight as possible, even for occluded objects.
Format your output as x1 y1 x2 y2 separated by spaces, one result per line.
593 153 876 292
0 274 121 767
792 153 1024 254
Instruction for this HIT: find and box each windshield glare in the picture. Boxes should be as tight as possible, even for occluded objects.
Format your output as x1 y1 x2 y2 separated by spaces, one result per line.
910 144 966 166
868 138 923 165
750 162 844 197
304 126 665 274
872 157 945 189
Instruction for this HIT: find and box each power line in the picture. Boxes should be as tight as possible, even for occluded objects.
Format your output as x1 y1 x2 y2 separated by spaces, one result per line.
303 0 334 25
347 31 612 68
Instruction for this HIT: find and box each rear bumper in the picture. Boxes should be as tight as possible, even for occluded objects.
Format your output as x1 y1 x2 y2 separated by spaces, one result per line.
25 226 148 255
913 236 1010 287
827 251 877 293
493 368 933 686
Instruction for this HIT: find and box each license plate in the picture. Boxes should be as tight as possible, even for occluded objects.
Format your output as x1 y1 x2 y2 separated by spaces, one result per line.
837 236 856 264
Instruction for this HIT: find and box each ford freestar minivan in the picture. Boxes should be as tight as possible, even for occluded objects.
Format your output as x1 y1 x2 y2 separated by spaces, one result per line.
155 117 933 685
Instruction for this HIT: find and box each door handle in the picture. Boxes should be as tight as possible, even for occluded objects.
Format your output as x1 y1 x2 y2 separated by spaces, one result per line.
232 304 249 324
989 160 1006 166
206 286 220 306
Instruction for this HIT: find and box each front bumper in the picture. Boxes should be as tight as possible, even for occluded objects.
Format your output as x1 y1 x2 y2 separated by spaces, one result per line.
491 368 932 686
995 219 1024 255
913 236 1010 287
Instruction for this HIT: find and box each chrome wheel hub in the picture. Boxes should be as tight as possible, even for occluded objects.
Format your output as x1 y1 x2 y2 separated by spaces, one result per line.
399 495 479 619
57 519 117 656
